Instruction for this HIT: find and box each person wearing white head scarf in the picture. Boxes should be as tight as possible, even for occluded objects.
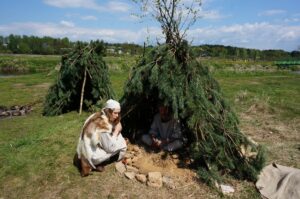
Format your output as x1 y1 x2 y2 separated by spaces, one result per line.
104 99 121 110
76 99 127 176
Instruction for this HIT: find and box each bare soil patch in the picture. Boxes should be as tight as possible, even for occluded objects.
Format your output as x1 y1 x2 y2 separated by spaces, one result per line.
13 83 25 88
127 143 196 182
33 82 51 89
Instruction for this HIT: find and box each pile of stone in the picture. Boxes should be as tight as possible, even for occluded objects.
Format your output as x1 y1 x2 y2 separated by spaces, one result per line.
115 144 176 189
115 144 236 194
0 105 32 118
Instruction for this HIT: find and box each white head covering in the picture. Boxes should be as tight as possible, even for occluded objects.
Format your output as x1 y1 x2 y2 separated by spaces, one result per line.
104 99 121 110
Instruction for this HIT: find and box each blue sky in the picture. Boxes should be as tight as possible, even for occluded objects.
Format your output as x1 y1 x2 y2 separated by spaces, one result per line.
0 0 299 51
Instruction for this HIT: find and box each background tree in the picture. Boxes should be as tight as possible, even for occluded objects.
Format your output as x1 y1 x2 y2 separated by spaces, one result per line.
121 0 265 186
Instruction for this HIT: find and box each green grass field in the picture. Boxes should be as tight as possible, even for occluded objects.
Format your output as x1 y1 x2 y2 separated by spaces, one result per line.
0 54 138 74
0 54 299 198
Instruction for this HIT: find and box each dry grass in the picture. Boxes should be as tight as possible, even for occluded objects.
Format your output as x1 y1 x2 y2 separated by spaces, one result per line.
240 108 300 168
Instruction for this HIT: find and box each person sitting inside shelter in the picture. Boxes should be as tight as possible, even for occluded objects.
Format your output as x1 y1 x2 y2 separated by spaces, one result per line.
141 105 184 152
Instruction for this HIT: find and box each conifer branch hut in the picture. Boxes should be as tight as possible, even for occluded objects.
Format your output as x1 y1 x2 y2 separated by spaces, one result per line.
43 41 114 116
120 0 265 185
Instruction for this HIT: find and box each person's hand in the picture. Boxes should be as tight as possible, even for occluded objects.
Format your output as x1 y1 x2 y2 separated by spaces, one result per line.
161 139 169 146
152 137 162 148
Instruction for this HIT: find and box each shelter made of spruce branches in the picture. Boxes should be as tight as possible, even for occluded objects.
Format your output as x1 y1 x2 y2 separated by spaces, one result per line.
120 41 265 185
43 41 114 116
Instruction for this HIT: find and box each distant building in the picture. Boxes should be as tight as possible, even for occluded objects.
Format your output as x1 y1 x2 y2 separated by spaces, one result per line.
107 48 115 53
106 46 124 55
117 49 123 54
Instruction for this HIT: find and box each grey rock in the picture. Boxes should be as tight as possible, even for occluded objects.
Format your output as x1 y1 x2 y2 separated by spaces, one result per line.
147 172 162 188
124 171 135 180
115 161 126 174
126 165 139 173
135 174 147 183
162 176 176 189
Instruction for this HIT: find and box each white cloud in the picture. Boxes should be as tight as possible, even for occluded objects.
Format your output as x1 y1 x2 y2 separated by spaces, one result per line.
284 18 300 23
259 9 286 16
181 0 212 6
134 1 224 24
43 0 130 12
198 9 224 20
187 22 300 50
60 20 75 27
120 14 141 22
1 21 299 51
81 15 98 21
44 0 98 9
129 14 141 21
107 1 131 12
176 1 223 20
0 22 161 44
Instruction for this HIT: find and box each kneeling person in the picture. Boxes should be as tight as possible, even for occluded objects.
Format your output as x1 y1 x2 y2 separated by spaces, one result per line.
76 99 127 176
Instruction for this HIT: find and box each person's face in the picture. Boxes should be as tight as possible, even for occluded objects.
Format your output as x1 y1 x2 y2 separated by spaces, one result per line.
159 106 171 122
110 109 120 122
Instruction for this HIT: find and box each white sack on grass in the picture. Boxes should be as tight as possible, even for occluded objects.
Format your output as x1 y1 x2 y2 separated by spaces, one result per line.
256 163 300 199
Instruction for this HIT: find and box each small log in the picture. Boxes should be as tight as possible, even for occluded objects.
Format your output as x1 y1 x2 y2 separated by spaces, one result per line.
79 68 87 115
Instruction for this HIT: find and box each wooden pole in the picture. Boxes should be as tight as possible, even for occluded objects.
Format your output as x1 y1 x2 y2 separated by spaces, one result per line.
79 68 87 115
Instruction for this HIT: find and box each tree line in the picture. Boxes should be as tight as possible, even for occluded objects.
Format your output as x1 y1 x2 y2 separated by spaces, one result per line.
1 34 299 60
0 34 143 56
192 44 300 61
0 34 72 55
